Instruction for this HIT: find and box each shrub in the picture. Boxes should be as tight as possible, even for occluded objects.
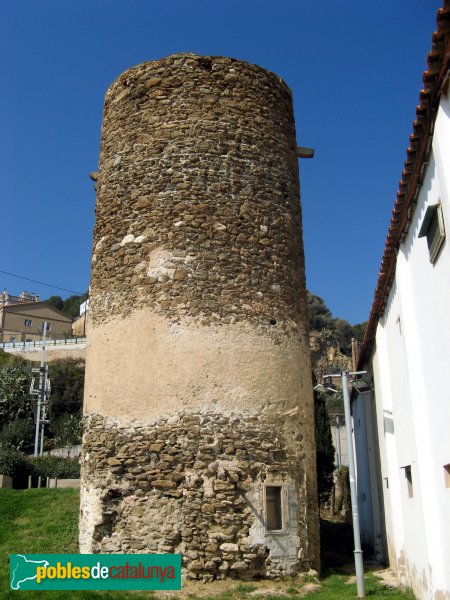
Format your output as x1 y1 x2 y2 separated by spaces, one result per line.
51 414 83 447
0 447 29 477
48 359 85 421
27 455 80 479
0 449 80 481
0 419 35 451
0 365 32 430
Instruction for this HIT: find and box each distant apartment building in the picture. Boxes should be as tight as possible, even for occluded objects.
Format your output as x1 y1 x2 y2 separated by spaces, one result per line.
0 290 73 342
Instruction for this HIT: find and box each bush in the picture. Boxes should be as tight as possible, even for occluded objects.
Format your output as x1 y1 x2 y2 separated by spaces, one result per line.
27 455 80 479
0 349 10 366
0 365 32 430
0 449 80 480
0 419 35 451
0 447 29 477
48 359 85 421
51 414 83 447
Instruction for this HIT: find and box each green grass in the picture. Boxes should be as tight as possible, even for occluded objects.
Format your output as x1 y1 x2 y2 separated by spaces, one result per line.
0 489 415 599
207 574 414 600
0 489 150 600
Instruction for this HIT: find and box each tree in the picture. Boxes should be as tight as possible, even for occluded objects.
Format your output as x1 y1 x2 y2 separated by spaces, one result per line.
43 292 88 319
314 390 336 507
44 295 64 311
0 365 32 431
62 294 88 319
307 292 335 331
0 419 35 451
334 318 354 354
48 358 85 421
307 290 367 356
352 322 367 345
51 414 83 447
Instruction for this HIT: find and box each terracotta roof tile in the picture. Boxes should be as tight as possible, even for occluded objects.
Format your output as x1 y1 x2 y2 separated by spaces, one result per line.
359 2 450 364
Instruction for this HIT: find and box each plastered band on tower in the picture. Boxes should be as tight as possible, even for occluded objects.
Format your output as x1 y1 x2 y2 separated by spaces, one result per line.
80 53 319 578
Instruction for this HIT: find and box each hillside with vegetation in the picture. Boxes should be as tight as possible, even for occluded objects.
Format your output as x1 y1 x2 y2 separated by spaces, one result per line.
307 291 366 379
308 292 367 508
0 352 84 454
43 293 88 319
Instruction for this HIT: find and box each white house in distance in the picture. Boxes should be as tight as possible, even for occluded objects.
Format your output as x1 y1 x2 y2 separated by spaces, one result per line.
353 4 450 600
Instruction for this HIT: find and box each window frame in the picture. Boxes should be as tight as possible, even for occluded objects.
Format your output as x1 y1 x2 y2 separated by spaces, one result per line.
444 464 450 489
402 465 414 498
418 202 446 264
263 483 288 533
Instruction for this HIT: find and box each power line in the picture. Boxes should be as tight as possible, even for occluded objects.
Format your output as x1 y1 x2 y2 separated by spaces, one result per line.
0 270 84 295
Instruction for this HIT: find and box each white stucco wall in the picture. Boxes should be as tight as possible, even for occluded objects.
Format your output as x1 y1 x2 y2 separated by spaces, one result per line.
330 421 349 468
359 92 450 600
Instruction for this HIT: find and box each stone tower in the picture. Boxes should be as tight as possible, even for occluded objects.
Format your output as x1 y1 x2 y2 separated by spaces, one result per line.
80 54 319 579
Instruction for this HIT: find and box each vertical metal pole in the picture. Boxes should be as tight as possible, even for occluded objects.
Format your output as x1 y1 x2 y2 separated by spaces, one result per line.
39 418 45 457
34 322 47 457
39 365 48 457
336 415 342 468
342 371 365 597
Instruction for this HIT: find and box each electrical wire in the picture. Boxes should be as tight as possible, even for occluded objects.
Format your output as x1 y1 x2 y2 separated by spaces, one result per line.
0 270 84 295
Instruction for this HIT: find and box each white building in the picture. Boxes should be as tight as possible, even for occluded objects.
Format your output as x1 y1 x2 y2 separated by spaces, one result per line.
354 6 450 600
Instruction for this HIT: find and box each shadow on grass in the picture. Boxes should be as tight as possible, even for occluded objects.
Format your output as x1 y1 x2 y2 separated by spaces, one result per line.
320 517 355 576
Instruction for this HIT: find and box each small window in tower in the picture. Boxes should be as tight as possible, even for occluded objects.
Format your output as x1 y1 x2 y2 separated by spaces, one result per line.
265 485 283 531
404 465 414 498
444 464 450 489
419 202 445 263
24 319 32 327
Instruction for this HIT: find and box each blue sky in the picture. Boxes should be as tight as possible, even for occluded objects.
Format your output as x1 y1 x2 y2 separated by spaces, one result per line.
0 1 439 324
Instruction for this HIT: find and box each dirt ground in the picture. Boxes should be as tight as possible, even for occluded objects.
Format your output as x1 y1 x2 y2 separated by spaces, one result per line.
157 518 402 598
157 574 321 598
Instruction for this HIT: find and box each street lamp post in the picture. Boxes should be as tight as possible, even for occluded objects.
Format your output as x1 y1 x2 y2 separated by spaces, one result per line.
335 414 342 468
341 371 365 598
315 370 370 598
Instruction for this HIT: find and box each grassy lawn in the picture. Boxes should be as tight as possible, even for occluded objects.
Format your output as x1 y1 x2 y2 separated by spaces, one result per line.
0 489 414 599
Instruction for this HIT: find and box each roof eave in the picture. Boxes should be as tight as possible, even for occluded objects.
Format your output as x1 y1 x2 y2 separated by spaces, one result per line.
359 2 450 367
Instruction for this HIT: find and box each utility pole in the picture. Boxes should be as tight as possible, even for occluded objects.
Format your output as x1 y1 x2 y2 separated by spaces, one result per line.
315 370 370 598
341 371 365 598
31 322 51 457
336 414 342 468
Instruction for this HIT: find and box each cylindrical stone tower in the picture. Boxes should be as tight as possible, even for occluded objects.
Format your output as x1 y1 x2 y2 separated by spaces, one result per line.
81 53 319 579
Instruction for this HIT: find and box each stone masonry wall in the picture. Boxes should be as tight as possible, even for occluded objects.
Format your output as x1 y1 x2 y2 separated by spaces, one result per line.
90 53 307 333
81 410 317 579
82 54 319 578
